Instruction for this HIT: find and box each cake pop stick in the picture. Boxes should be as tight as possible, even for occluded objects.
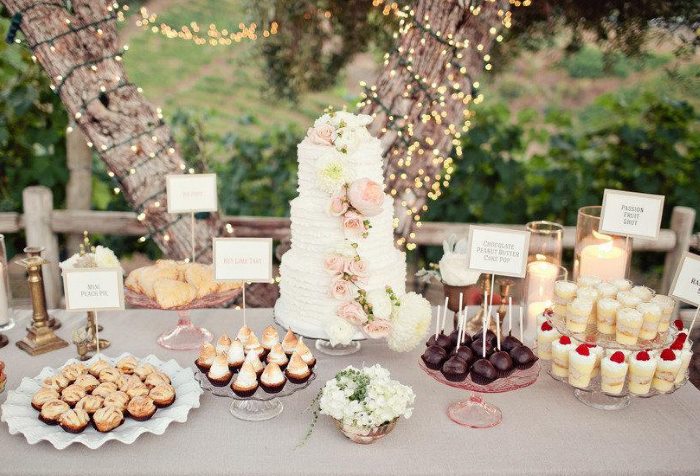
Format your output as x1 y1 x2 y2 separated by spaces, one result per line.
94 311 101 357
242 283 247 327
455 309 463 353
458 292 464 331
489 273 496 315
495 310 501 350
519 305 524 343
508 296 513 334
482 312 487 358
460 307 468 346
435 305 441 339
441 300 448 333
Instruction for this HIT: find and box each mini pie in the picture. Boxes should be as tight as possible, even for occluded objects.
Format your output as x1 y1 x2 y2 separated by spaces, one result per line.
103 391 129 411
116 356 139 375
134 363 157 381
149 384 176 407
32 388 60 411
88 359 112 378
126 383 150 399
59 408 90 434
74 374 100 392
153 279 197 309
61 384 87 407
61 363 87 382
98 367 121 384
40 399 70 424
75 395 104 414
117 374 143 392
93 382 118 399
42 374 70 391
126 396 157 421
184 263 218 298
93 406 124 432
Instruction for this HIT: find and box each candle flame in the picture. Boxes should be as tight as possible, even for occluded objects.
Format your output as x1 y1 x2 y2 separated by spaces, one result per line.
535 253 547 261
592 230 613 252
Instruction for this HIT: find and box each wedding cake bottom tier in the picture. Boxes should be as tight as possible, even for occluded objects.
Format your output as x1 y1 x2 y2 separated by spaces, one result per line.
275 248 407 340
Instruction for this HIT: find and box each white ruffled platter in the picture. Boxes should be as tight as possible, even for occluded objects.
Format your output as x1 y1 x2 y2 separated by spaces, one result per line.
0 353 203 450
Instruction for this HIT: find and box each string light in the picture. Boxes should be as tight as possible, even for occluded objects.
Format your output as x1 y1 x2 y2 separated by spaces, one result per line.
135 7 279 46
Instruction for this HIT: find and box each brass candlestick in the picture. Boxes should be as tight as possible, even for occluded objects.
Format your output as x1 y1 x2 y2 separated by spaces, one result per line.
497 279 513 324
466 273 500 335
16 256 68 356
23 246 61 331
72 313 110 361
86 310 110 350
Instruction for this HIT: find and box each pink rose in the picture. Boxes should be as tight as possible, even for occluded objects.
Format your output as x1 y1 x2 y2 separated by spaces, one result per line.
344 258 368 277
330 278 352 300
328 195 349 217
307 124 335 145
342 211 364 236
362 319 392 339
347 178 384 217
324 254 346 275
337 300 368 326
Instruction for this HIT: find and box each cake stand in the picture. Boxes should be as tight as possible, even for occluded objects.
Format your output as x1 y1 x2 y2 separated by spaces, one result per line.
419 360 540 429
545 312 683 410
194 369 316 421
272 306 366 356
126 288 242 350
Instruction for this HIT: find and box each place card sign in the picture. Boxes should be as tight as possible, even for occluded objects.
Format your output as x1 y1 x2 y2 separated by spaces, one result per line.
166 173 218 214
213 238 273 283
465 226 530 278
63 268 124 311
600 189 665 240
670 253 700 306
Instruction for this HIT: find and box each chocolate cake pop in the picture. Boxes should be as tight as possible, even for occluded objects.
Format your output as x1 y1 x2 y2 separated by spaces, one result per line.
456 346 476 367
421 345 448 370
489 350 514 378
470 359 498 385
501 334 523 353
470 338 494 358
441 355 469 382
510 345 538 370
473 328 497 347
450 329 473 349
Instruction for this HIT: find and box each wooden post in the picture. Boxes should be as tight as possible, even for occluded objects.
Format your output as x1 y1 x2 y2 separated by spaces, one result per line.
65 126 93 253
22 186 61 308
661 206 696 294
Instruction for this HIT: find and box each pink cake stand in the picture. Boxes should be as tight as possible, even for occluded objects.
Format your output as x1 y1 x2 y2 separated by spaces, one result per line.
126 288 242 350
419 360 540 428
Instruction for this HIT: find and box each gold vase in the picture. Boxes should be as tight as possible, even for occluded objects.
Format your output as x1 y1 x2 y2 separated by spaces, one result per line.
335 418 398 444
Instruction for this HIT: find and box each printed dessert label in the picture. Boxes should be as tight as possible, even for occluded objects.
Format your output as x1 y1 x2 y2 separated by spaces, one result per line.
465 226 530 278
599 189 664 240
213 238 274 283
166 173 218 213
670 252 700 306
63 268 124 311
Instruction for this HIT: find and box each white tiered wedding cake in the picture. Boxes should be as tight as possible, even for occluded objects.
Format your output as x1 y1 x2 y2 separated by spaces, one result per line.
275 111 420 347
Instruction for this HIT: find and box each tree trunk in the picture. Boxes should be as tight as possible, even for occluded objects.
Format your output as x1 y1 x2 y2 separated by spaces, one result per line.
361 0 507 245
1 0 221 260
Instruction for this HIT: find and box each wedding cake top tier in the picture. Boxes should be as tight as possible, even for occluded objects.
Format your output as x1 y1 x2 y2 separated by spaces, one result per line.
276 111 430 351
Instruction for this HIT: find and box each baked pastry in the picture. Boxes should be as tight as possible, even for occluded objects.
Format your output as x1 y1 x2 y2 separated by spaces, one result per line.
134 363 157 381
184 263 218 298
260 363 287 393
42 374 70 391
59 408 90 434
139 265 181 299
601 351 628 395
126 383 150 399
126 396 157 421
149 384 176 407
217 280 243 293
39 399 70 424
88 359 112 378
285 353 311 384
145 371 171 388
61 363 86 382
104 391 130 411
207 353 233 387
75 395 104 414
231 362 259 397
266 343 289 369
32 388 60 411
98 367 121 384
215 334 232 354
73 374 100 393
227 340 246 371
93 382 118 399
244 350 264 376
294 338 316 369
116 356 139 375
195 342 217 373
153 278 197 309
261 325 280 351
568 344 596 389
244 333 265 359
652 349 682 393
118 374 143 392
61 384 87 407
93 406 124 432
281 329 299 355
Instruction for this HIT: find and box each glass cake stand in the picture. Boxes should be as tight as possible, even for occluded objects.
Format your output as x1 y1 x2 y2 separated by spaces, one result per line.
195 369 316 421
419 360 540 429
126 288 242 350
272 307 365 356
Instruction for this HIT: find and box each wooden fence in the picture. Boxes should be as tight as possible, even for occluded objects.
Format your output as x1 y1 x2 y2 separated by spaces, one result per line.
0 185 696 309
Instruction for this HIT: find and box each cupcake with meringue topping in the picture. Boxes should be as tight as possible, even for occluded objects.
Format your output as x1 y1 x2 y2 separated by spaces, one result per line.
227 340 246 371
294 338 316 369
195 342 217 373
281 329 299 356
261 325 280 352
260 363 287 393
231 362 259 397
59 408 90 434
266 343 289 369
215 334 232 354
286 352 311 384
244 350 264 376
236 325 253 347
244 333 265 359
126 395 157 421
207 353 233 387
93 406 124 432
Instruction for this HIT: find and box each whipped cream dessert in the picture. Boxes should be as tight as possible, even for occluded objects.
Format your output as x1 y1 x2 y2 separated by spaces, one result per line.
577 276 602 288
628 351 657 395
553 281 578 311
551 335 575 378
227 340 245 369
601 351 629 395
616 290 642 309
566 298 593 333
596 298 620 335
568 344 596 389
611 278 633 292
636 302 662 340
596 282 618 299
536 321 560 360
630 285 654 303
651 295 676 333
652 349 682 393
616 308 643 345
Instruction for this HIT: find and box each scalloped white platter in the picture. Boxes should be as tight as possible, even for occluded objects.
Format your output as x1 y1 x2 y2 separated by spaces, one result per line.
1 353 203 450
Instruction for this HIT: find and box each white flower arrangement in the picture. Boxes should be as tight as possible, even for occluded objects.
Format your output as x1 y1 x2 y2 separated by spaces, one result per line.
416 233 480 286
387 292 432 352
319 365 415 429
324 318 357 347
317 153 351 194
60 235 122 271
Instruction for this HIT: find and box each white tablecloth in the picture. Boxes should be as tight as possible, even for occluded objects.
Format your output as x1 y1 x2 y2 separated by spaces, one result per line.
0 308 699 476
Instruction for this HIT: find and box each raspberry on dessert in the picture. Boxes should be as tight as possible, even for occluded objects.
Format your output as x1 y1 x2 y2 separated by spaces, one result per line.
673 319 684 331
541 321 553 332
575 344 590 356
559 336 572 345
610 351 626 364
670 339 684 351
660 349 676 361
636 351 651 361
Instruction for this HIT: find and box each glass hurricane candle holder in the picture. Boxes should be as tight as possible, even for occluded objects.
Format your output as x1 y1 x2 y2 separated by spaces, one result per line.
0 234 14 332
573 206 632 281
526 221 563 266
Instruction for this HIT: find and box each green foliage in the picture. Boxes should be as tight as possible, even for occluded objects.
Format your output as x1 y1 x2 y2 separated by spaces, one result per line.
559 45 672 79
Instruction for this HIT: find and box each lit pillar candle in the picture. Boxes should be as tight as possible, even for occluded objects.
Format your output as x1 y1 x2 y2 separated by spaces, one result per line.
526 260 558 336
0 263 9 326
579 237 628 281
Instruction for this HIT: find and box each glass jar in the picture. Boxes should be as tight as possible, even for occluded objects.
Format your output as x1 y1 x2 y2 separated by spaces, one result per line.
573 206 632 281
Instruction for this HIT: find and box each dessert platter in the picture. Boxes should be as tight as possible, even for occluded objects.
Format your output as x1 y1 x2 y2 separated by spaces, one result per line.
0 353 202 449
538 275 692 410
193 325 317 421
125 260 243 350
420 311 539 428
